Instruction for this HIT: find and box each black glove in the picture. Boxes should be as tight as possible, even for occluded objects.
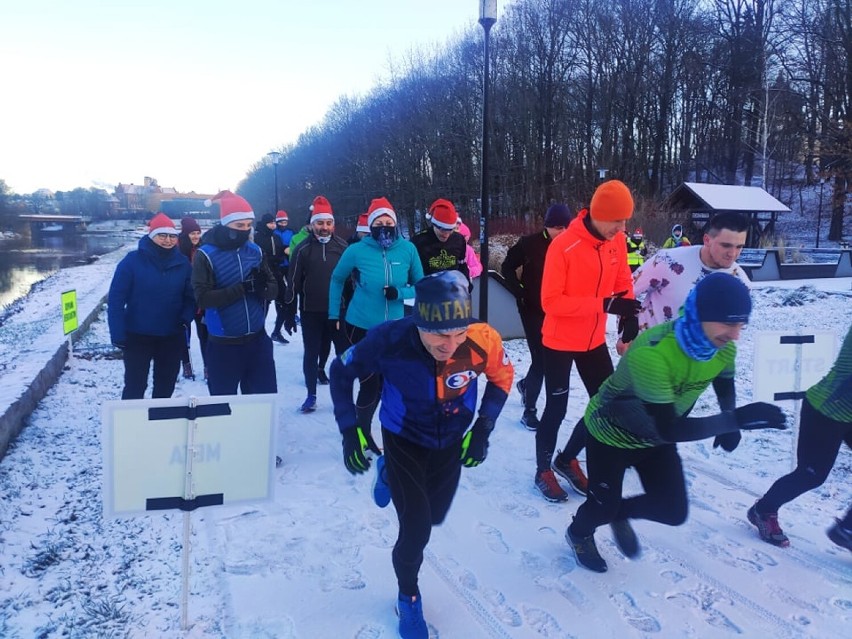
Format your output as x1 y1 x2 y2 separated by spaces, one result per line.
242 267 261 294
383 286 399 300
713 431 742 452
618 315 640 343
342 427 382 475
327 318 340 334
460 417 495 467
734 402 787 430
284 318 297 335
603 291 642 316
283 303 297 335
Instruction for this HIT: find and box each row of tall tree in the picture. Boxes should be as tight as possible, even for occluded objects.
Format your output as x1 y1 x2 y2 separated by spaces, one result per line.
238 0 850 240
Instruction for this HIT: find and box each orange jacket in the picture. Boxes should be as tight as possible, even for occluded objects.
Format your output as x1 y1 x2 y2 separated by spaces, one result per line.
541 209 635 351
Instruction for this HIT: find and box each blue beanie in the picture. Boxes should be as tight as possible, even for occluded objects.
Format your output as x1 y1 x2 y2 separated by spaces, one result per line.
692 273 751 323
544 203 572 227
414 271 472 333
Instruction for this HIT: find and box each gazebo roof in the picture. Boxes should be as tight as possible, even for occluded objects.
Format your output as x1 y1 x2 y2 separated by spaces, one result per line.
666 182 791 213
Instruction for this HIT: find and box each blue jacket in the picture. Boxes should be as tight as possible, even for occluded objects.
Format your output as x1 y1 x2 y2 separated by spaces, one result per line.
193 227 269 338
328 235 423 329
273 227 294 267
108 236 195 344
330 317 514 449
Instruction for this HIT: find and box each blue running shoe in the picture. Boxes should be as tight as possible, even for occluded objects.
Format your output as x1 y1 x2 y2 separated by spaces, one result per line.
373 455 391 508
396 593 428 639
300 394 317 413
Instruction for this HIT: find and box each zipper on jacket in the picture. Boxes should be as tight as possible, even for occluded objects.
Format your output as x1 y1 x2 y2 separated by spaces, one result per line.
434 358 443 448
383 248 390 320
588 244 605 351
238 252 251 334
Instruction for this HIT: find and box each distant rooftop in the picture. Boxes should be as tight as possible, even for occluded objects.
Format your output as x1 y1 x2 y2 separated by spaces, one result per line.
669 182 791 213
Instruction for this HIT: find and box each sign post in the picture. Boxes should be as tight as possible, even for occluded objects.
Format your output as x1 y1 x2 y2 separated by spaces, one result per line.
753 331 837 468
61 289 78 364
102 393 278 630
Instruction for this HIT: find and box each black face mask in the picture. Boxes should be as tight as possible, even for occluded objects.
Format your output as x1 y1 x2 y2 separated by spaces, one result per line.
215 226 252 249
370 225 397 248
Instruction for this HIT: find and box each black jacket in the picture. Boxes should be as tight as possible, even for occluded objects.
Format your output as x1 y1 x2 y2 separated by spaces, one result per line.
286 233 348 315
411 229 470 281
500 230 552 313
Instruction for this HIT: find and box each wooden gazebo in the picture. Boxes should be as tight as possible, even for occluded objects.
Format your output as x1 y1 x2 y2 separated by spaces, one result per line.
663 182 791 248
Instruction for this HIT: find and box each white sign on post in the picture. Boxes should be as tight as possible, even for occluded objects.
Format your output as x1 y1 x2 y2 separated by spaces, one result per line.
102 393 277 518
752 331 837 403
102 393 278 630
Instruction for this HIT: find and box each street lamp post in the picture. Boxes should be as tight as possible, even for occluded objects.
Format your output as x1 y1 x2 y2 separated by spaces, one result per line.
816 178 824 248
478 0 497 322
267 151 281 214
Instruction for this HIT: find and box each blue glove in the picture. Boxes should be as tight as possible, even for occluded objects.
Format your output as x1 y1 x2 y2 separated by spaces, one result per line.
460 417 494 467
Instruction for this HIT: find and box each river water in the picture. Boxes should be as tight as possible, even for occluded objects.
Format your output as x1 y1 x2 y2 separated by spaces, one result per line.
0 231 131 309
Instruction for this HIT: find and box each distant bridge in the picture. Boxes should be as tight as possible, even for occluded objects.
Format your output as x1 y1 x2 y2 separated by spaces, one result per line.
18 214 87 234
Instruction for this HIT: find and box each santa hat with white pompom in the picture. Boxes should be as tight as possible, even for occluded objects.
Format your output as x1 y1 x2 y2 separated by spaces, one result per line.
205 190 254 226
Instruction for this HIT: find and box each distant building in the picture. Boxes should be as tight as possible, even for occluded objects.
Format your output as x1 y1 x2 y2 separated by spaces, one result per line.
114 177 213 219
663 182 791 248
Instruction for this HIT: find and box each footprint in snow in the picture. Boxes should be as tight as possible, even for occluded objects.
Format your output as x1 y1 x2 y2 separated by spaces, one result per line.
522 605 574 638
610 591 661 633
832 597 852 611
500 500 540 520
666 588 741 634
482 588 522 627
354 624 383 638
458 569 478 590
230 615 297 638
520 550 548 576
477 523 509 554
554 574 588 609
660 569 687 583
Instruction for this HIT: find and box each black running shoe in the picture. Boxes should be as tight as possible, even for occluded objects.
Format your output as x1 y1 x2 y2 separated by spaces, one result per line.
317 369 330 385
827 519 852 552
610 519 641 558
520 409 539 431
566 526 607 573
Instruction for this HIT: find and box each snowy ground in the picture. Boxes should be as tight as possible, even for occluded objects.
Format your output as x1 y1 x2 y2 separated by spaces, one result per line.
0 253 851 638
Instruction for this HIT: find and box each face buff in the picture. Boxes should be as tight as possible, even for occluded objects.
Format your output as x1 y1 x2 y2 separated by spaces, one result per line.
370 225 397 249
674 291 718 361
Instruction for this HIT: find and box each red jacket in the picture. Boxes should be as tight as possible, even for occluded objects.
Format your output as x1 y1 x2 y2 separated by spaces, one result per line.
540 209 635 351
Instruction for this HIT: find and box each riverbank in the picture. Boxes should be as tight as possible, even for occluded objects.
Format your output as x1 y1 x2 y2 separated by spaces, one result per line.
0 243 132 458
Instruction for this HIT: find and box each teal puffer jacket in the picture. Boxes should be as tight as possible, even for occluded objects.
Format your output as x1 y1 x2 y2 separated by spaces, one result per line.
328 235 423 329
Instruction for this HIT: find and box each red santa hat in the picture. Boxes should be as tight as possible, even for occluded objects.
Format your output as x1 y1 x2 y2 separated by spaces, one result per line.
428 198 459 230
205 190 254 226
148 212 179 239
366 197 397 227
309 195 333 223
275 210 288 222
356 213 370 234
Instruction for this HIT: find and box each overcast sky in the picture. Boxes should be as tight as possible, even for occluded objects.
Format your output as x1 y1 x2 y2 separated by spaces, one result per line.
0 0 494 195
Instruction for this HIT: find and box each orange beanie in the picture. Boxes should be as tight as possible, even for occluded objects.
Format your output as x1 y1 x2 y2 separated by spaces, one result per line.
589 180 634 221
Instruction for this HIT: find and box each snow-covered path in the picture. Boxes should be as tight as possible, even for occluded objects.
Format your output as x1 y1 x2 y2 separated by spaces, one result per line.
0 265 850 638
